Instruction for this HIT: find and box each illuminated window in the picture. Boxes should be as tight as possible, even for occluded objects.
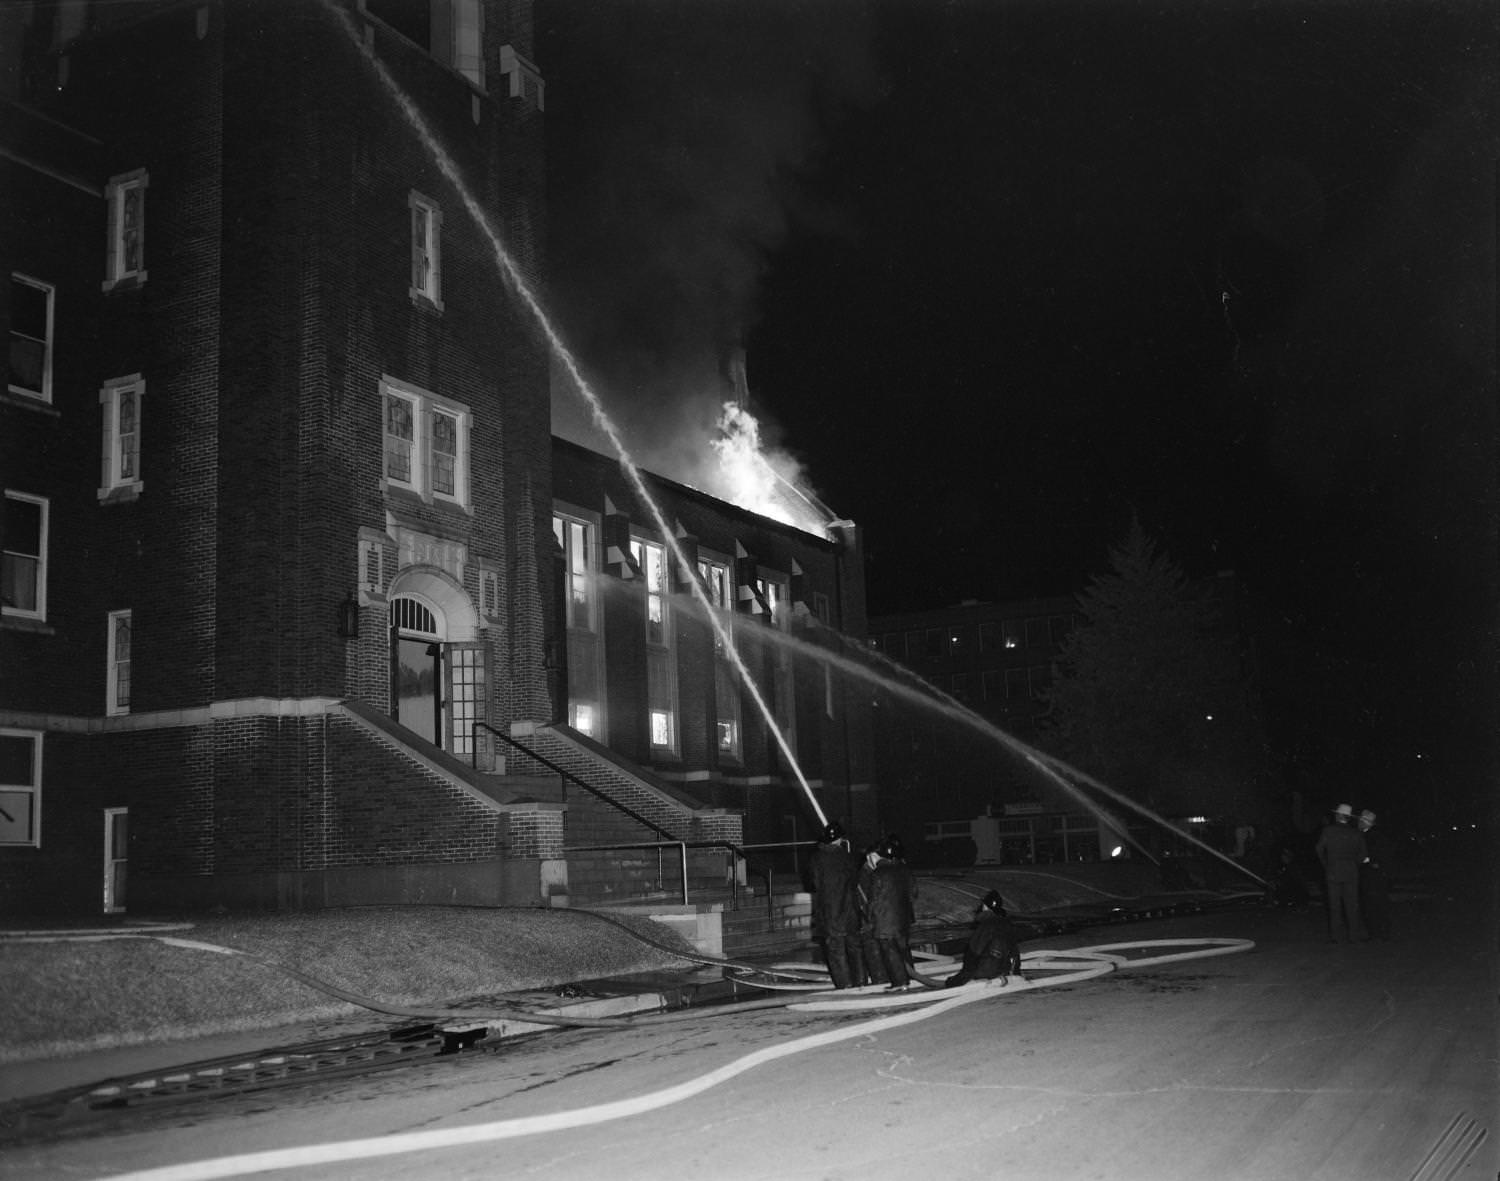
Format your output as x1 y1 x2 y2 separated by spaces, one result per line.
8 274 53 402
632 537 676 753
554 512 602 737
99 376 145 500
381 377 469 507
1002 619 1023 649
107 610 132 715
699 557 740 759
103 170 148 289
408 192 443 309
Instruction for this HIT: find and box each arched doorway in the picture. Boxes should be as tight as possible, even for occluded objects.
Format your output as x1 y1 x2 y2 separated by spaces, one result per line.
386 567 484 755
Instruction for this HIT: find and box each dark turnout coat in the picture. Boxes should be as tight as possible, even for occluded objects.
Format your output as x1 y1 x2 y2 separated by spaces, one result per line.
809 843 862 937
860 856 916 939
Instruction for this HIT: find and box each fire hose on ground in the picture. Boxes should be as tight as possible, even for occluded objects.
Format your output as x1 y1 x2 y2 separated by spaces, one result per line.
97 934 1254 1181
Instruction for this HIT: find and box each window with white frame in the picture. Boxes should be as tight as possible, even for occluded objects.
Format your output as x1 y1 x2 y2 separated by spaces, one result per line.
698 557 741 758
631 537 676 752
408 191 443 309
554 513 602 737
381 377 469 507
103 169 148 289
8 274 53 402
99 375 145 499
758 573 795 743
0 729 41 846
107 610 132 715
365 0 484 88
1 492 48 621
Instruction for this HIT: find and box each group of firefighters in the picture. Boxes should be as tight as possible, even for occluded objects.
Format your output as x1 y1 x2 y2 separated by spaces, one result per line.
808 823 1024 991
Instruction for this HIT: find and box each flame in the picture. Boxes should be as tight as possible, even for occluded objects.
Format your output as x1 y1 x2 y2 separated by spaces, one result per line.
709 403 829 535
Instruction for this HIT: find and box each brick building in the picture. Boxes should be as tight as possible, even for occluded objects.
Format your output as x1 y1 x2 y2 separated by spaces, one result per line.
1 0 870 916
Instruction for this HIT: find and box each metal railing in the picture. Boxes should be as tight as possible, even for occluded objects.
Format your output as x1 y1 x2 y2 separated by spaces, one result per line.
471 721 819 912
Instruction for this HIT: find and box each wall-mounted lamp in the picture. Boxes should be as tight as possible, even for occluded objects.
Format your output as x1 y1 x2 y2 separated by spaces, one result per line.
337 592 360 640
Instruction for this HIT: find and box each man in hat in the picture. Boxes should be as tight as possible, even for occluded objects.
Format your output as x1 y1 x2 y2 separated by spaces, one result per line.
807 821 866 988
1315 803 1368 943
944 890 1026 988
1357 809 1392 940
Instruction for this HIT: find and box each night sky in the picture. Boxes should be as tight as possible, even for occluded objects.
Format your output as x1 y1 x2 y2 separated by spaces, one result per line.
534 0 1498 817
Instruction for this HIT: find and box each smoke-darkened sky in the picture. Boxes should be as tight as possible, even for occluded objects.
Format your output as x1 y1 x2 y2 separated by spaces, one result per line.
536 0 1498 811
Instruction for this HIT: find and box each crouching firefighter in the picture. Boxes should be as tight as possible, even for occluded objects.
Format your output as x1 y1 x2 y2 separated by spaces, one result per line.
944 890 1026 988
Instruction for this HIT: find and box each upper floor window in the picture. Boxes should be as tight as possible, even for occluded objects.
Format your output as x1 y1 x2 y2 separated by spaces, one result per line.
366 0 484 88
408 191 443 309
553 515 595 631
107 610 132 716
0 729 41 847
1 491 48 621
99 375 146 500
8 274 53 402
103 170 148 290
381 376 470 508
632 538 669 648
698 558 731 650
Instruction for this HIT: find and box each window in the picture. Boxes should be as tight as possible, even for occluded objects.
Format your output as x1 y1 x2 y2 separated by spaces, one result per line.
103 170 148 289
366 0 484 88
981 669 1002 701
948 627 968 656
381 377 469 507
952 673 970 701
99 375 145 499
1029 664 1053 700
699 557 741 758
478 568 499 619
813 592 831 625
979 621 998 653
408 192 443 309
555 512 602 737
8 274 53 401
904 630 921 661
1005 668 1028 699
1025 617 1050 649
2 492 47 620
359 537 387 599
1050 614 1071 644
0 729 41 846
107 610 132 715
925 628 945 660
554 516 594 630
632 537 676 752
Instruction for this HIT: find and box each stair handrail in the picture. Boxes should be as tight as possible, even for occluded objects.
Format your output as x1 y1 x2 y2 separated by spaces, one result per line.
472 720 677 845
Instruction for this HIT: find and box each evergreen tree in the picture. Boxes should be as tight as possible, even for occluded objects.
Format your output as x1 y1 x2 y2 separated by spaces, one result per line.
1045 517 1269 821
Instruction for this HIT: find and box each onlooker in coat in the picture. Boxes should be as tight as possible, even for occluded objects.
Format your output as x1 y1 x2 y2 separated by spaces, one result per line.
943 890 1026 988
1357 809 1392 940
808 821 866 989
1315 803 1368 943
858 834 918 990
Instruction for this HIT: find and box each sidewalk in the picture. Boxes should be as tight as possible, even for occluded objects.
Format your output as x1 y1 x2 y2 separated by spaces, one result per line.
0 860 1260 1106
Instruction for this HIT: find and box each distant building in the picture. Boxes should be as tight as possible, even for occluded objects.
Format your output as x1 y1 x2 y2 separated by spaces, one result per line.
866 596 1113 865
0 1 869 916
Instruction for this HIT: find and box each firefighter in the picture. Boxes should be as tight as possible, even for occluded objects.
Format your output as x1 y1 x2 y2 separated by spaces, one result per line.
944 890 1026 987
808 821 866 988
859 835 918 990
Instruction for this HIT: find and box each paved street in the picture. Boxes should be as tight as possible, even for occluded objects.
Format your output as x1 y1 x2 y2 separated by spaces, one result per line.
3 894 1494 1181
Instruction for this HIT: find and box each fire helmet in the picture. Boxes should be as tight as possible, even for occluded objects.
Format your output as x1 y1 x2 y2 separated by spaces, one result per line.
979 890 1007 914
877 834 905 861
821 821 846 844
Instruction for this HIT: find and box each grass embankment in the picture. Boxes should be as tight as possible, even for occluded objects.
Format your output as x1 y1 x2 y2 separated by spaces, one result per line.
0 907 696 1064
